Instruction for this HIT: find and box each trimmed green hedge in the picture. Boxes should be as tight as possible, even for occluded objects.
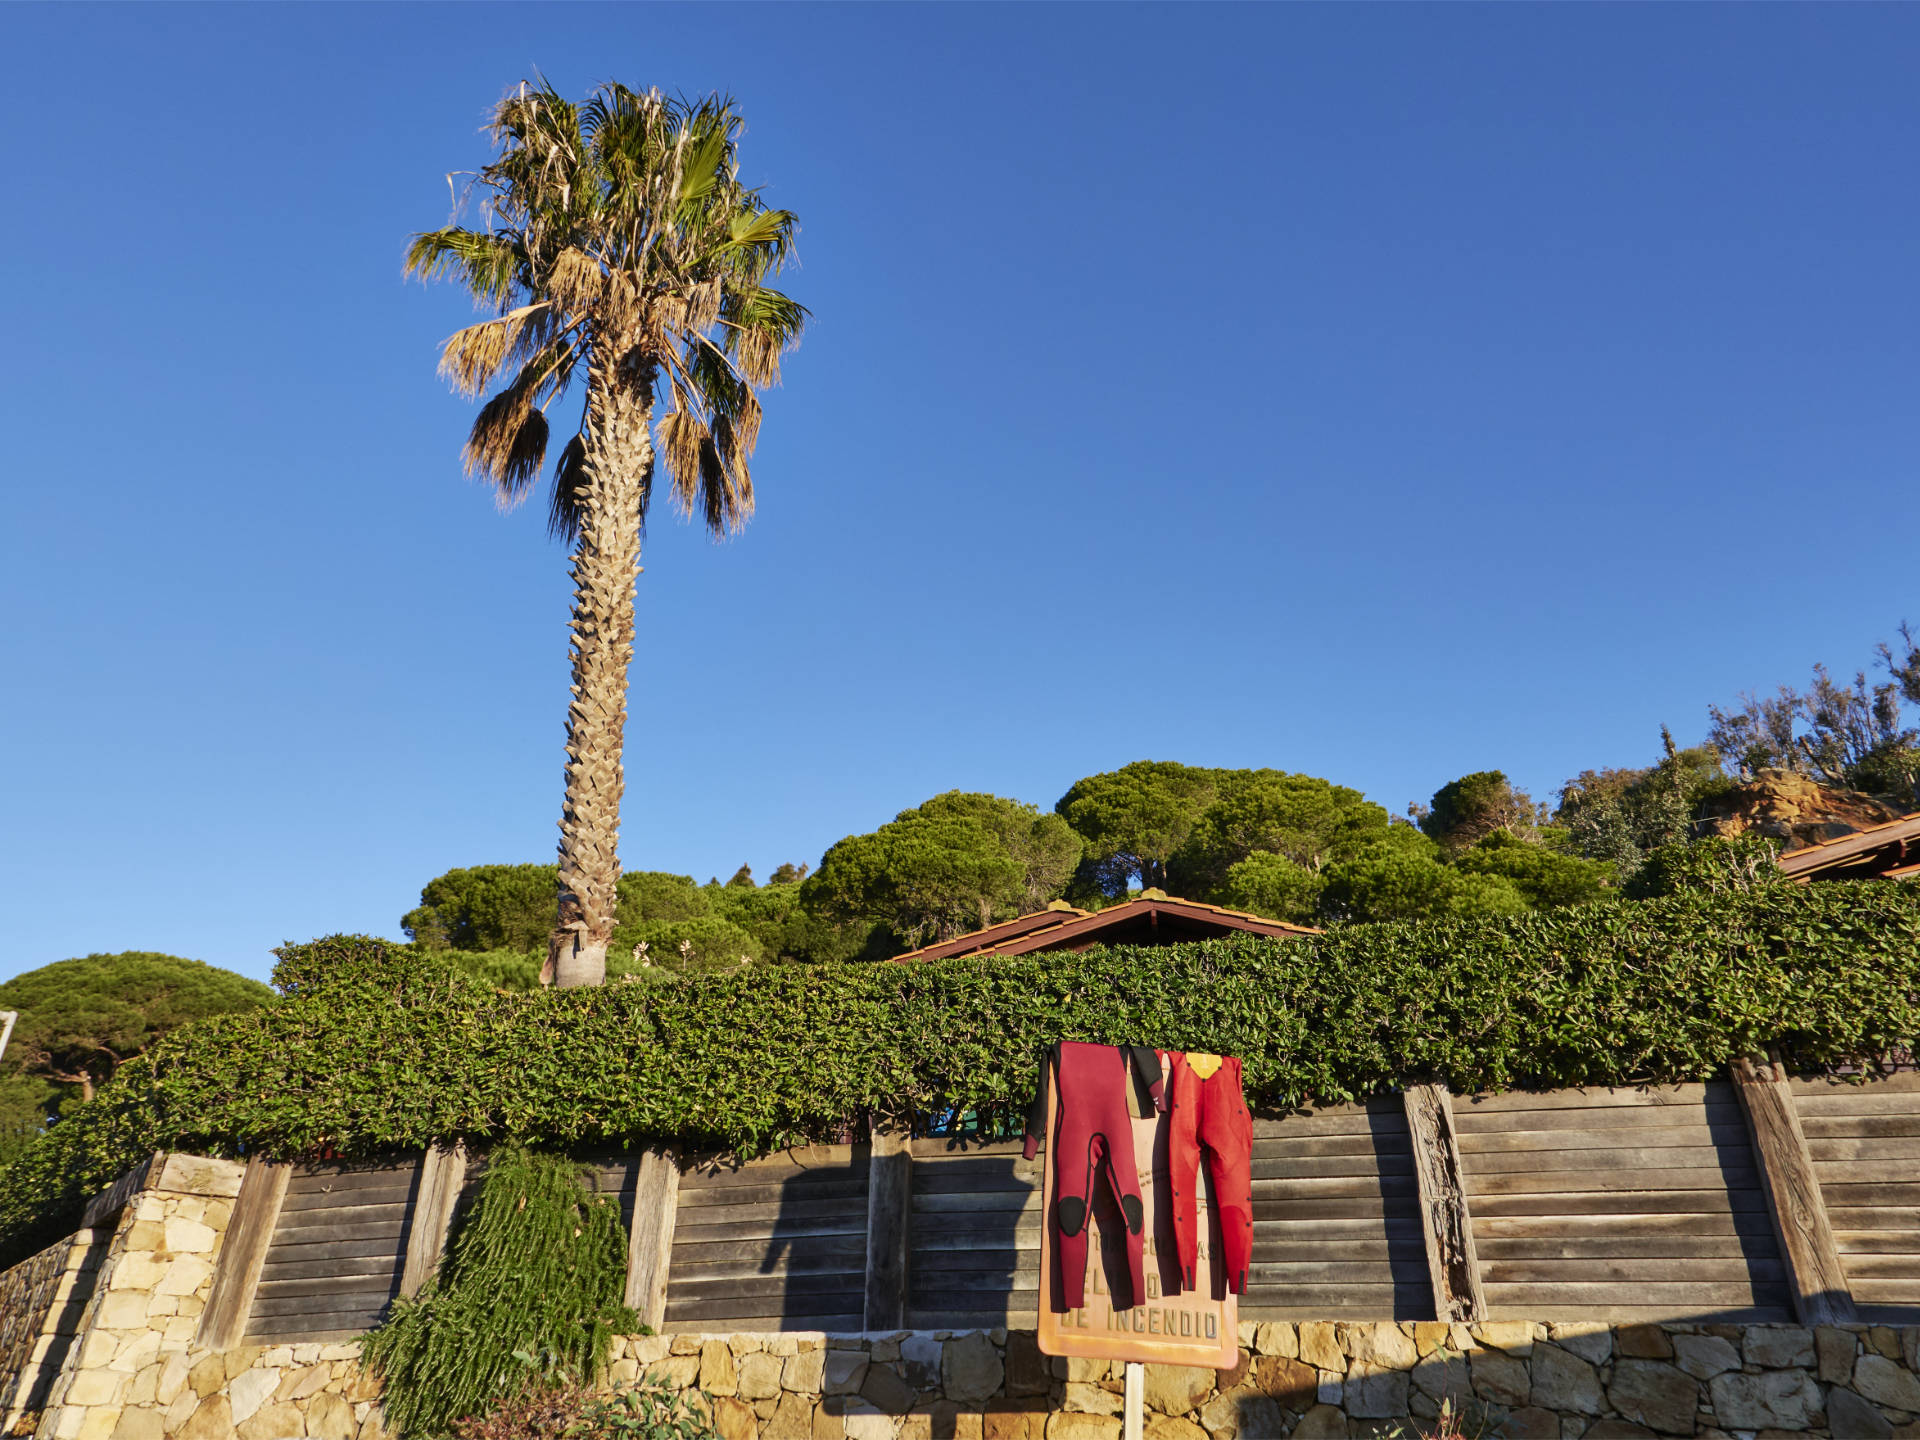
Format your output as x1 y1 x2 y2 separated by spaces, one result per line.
3 881 1918 1268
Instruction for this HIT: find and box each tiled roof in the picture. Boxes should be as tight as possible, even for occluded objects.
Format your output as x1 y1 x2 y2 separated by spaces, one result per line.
1776 813 1920 879
891 895 1317 962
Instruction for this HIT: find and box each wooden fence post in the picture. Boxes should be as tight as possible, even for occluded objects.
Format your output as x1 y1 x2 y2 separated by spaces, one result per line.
1732 1057 1858 1324
624 1147 681 1329
1403 1083 1486 1322
865 1128 912 1331
196 1156 291 1351
400 1141 467 1299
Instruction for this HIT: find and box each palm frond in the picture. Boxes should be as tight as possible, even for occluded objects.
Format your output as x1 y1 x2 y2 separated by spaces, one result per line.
465 393 550 502
723 285 807 387
406 229 525 309
547 434 588 543
438 304 551 398
657 409 709 517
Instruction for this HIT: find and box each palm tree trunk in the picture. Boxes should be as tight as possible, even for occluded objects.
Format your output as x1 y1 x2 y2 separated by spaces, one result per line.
547 356 654 989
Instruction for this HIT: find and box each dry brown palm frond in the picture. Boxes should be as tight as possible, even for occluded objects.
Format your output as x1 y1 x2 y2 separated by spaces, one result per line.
544 247 606 318
463 388 550 501
734 324 782 388
438 304 546 397
703 415 753 532
684 278 723 336
657 409 708 515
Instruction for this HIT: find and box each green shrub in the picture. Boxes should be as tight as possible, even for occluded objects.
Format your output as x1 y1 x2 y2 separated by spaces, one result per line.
362 1145 636 1437
1625 835 1786 900
2 883 1918 1268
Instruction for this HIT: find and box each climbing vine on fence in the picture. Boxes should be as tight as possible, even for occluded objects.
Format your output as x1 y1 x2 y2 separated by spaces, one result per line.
361 1144 637 1437
2 881 1919 1268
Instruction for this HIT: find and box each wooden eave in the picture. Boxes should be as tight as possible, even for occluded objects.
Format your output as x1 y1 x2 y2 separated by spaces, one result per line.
893 896 1317 962
890 907 1092 962
1776 813 1920 881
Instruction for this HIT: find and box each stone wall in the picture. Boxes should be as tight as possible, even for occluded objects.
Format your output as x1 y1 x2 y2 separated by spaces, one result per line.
612 1321 1920 1440
14 1168 1920 1440
1 1230 108 1434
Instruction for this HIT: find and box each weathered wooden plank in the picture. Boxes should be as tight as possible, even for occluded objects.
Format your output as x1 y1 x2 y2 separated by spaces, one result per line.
247 1327 370 1344
913 1161 1039 1194
1471 1191 1766 1217
1249 1175 1418 1199
272 1200 411 1229
1249 1133 1406 1159
670 1234 870 1267
669 1274 864 1302
280 1183 416 1213
1477 1235 1778 1261
1249 1154 1416 1180
1827 1207 1920 1230
257 1254 405 1283
666 1313 867 1334
1484 1304 1790 1323
910 1309 1040 1329
909 1138 1026 1160
198 1156 291 1351
914 1192 1043 1214
255 1273 407 1300
1405 1082 1484 1324
1454 1103 1746 1135
1457 1124 1749 1154
668 1305 864 1328
284 1167 418 1195
1812 1162 1920 1184
674 1177 871 1210
1835 1230 1920 1252
1251 1111 1399 1139
1787 1092 1920 1117
678 1146 862 1186
1483 1280 1772 1305
669 1217 874 1245
1849 1280 1920 1302
912 1249 1041 1273
1251 1199 1407 1222
909 1222 1044 1250
620 1148 680 1329
1808 1136 1920 1161
1482 1257 1787 1284
260 1237 410 1263
1802 1114 1920 1140
1465 1168 1759 1196
1733 1057 1858 1326
398 1141 464 1300
249 1290 398 1319
270 1217 411 1246
1466 1221 1766 1244
1789 1072 1920 1097
1462 1145 1754 1174
669 1195 872 1226
1458 1085 1713 1114
864 1128 911 1331
1836 1255 1920 1279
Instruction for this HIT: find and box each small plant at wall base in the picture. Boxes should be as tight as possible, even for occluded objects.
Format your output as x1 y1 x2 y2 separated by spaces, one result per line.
360 1145 638 1437
451 1380 719 1440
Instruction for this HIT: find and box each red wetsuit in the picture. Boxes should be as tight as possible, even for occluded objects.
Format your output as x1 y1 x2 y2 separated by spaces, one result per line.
1168 1051 1253 1296
1024 1041 1158 1311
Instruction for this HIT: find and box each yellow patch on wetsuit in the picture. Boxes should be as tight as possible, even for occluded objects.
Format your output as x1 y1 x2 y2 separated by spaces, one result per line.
1185 1052 1223 1079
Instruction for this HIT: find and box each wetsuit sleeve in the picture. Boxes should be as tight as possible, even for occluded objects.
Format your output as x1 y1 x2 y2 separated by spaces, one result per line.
1127 1046 1167 1112
1022 1043 1056 1159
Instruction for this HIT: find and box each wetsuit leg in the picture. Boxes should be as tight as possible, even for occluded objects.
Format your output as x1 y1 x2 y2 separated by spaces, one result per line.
1199 1057 1254 1295
1168 1053 1203 1291
1052 1041 1147 1310
1170 1054 1255 1295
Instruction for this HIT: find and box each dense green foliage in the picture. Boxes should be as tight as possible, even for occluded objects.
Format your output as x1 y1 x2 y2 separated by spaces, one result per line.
1624 835 1787 901
0 953 273 1108
802 791 1081 952
362 1145 636 1436
403 864 822 975
1555 733 1733 880
4 884 1916 1268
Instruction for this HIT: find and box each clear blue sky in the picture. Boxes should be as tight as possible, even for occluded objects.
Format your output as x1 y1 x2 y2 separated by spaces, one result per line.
3 5 1916 984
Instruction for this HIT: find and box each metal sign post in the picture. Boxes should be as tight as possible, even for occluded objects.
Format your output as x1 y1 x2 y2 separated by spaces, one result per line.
1123 1361 1144 1440
0 1011 15 1064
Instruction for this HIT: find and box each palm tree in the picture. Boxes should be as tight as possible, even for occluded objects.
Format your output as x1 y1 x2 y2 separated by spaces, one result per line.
409 82 805 987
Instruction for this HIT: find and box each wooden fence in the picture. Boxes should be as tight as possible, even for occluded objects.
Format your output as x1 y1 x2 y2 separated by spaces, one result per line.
177 1068 1920 1348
